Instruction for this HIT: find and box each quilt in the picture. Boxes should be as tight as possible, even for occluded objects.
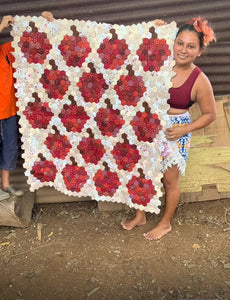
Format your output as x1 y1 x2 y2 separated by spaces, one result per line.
11 16 177 213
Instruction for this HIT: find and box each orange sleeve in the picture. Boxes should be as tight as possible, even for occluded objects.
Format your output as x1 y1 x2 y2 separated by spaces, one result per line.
0 42 17 119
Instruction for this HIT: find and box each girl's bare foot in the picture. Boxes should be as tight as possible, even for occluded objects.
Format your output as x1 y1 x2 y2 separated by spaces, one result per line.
121 214 146 231
143 221 172 240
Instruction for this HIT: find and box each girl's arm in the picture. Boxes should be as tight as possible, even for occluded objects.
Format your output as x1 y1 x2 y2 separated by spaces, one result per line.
165 73 216 140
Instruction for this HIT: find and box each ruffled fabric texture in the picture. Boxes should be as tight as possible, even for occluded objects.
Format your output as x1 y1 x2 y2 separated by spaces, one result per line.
161 112 192 176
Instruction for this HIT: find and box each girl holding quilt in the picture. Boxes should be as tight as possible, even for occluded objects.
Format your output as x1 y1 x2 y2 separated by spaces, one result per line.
121 17 216 240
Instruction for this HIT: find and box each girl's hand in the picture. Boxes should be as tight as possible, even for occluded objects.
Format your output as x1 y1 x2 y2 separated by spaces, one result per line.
164 126 187 141
0 15 14 31
154 19 167 27
41 11 54 21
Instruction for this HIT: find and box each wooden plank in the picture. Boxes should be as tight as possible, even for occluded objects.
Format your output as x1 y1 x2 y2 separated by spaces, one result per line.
214 162 230 172
179 97 230 201
190 98 230 147
35 187 91 204
180 147 230 193
180 186 230 204
223 101 230 131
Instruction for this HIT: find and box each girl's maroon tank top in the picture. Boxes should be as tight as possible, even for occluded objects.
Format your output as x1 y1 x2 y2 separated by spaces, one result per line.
167 66 202 109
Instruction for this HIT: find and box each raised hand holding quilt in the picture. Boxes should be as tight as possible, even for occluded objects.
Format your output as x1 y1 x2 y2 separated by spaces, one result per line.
11 16 177 213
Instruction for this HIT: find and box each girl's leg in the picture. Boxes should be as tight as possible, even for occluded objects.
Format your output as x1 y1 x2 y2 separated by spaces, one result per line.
121 209 146 230
144 165 180 240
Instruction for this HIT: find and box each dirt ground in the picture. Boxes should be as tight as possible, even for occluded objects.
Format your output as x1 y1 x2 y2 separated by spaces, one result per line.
0 198 230 300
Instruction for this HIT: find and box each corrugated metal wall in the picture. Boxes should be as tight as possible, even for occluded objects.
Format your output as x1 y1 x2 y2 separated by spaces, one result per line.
0 0 230 95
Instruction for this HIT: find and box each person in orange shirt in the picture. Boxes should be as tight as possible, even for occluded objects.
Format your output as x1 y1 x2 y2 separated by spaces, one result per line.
0 12 54 201
0 15 24 200
0 13 54 201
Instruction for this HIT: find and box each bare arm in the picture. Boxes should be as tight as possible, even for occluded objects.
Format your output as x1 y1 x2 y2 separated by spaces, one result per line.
165 72 216 140
186 72 216 132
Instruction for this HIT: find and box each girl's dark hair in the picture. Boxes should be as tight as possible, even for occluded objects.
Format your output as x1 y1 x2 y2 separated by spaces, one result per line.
176 17 216 49
176 24 204 48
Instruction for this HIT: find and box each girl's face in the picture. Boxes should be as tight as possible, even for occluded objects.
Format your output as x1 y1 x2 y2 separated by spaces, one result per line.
173 30 203 66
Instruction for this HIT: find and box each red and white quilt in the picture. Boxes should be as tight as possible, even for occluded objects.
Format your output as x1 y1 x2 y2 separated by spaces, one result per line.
11 16 177 213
